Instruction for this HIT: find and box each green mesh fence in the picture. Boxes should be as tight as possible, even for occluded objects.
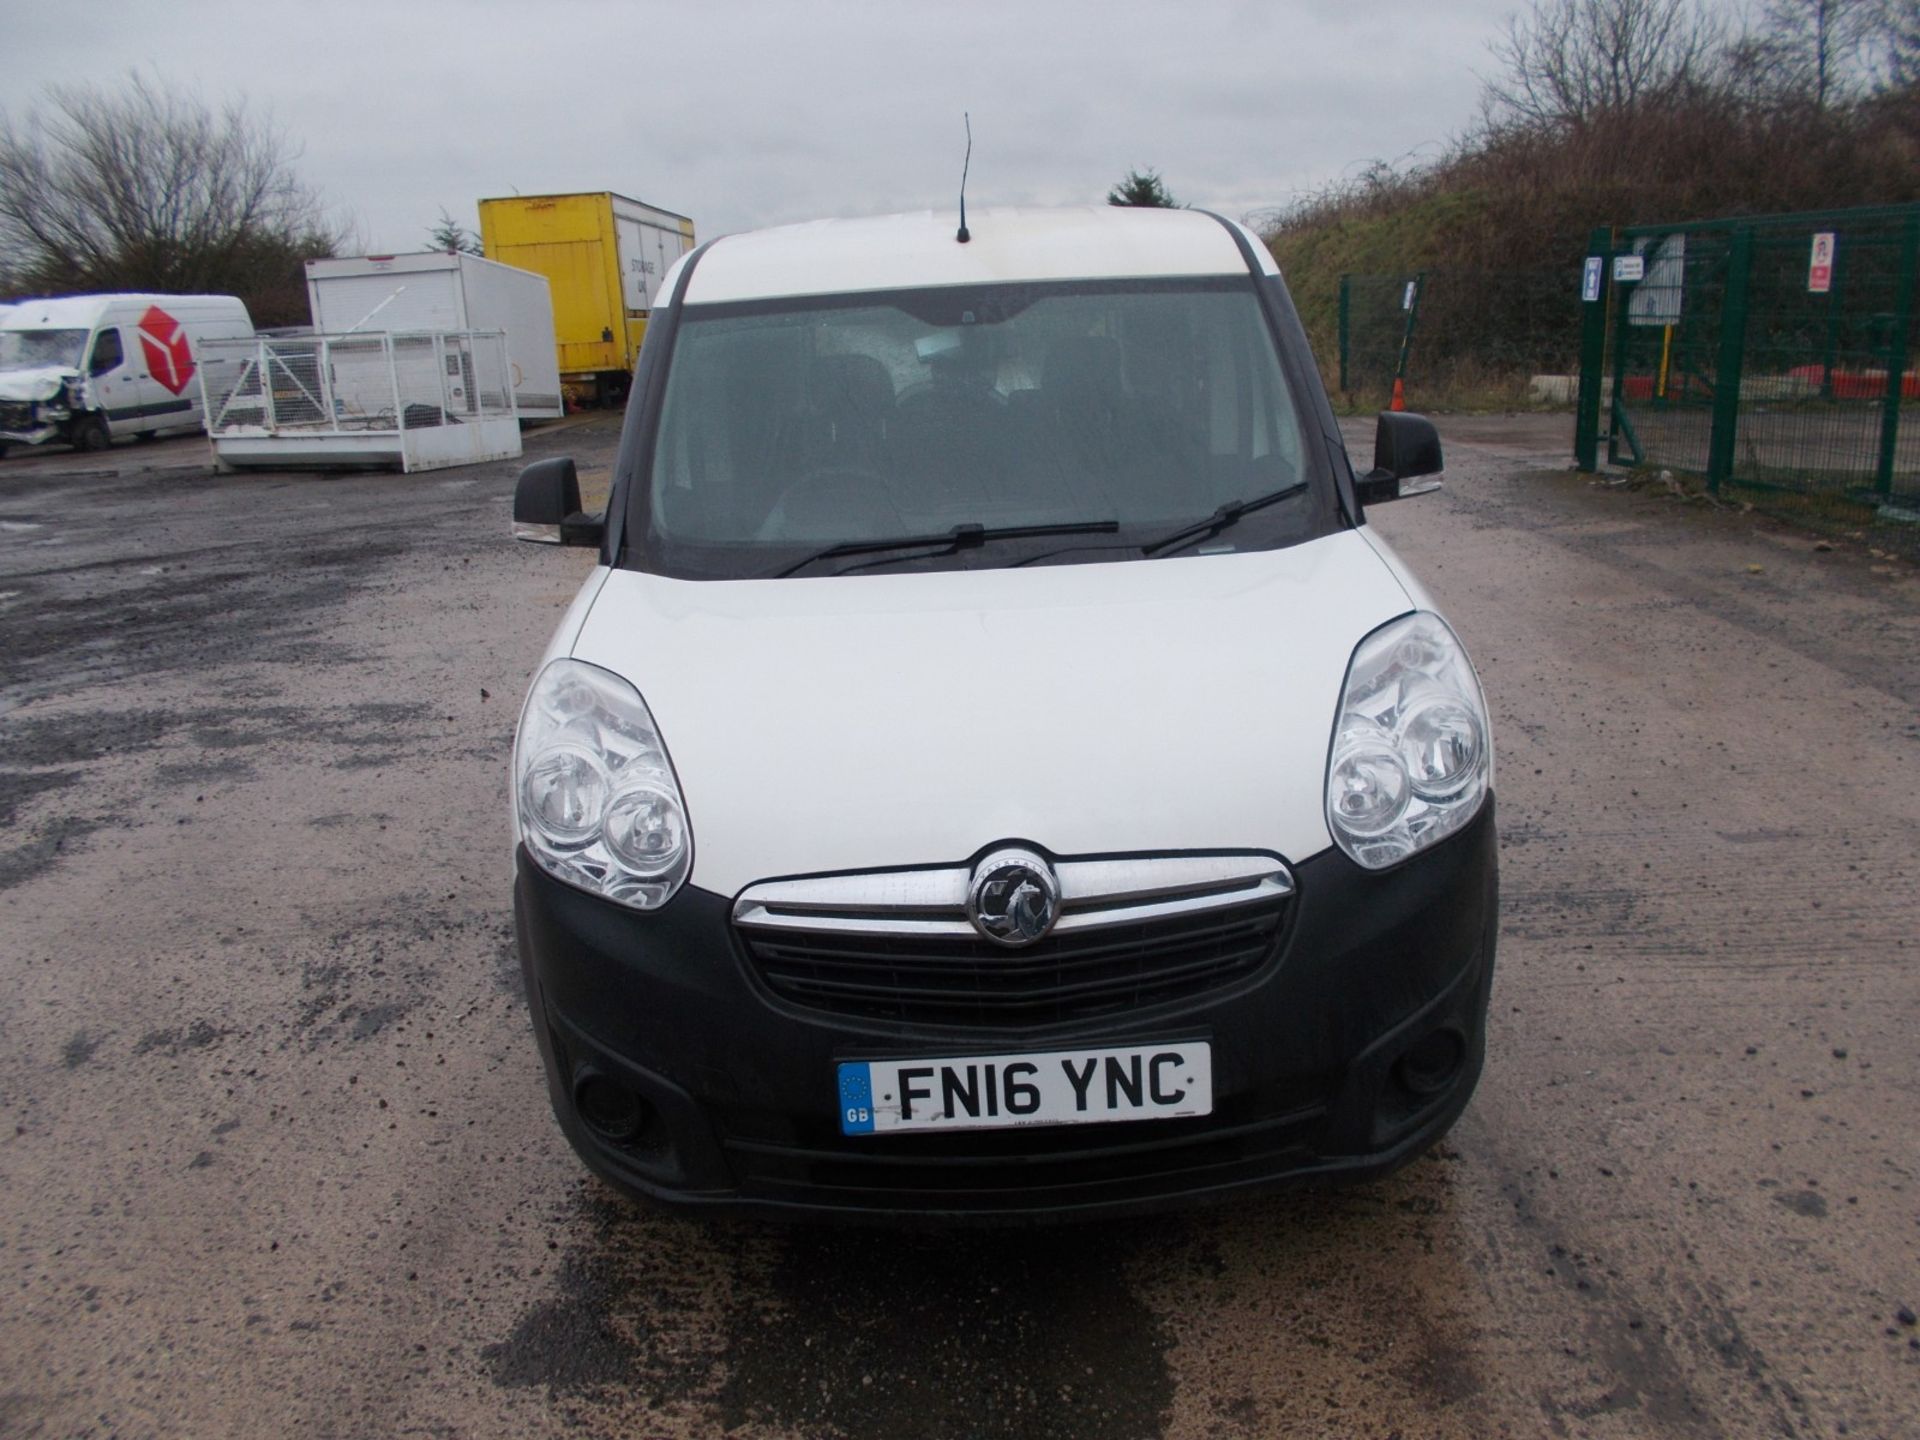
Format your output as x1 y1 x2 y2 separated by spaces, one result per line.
1335 269 1582 409
1587 204 1920 554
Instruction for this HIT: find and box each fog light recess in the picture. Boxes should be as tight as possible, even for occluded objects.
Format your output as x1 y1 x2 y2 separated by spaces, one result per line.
1395 1029 1466 1097
573 1068 647 1142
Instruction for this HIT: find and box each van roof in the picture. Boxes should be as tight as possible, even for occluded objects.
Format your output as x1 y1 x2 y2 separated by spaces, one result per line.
0 294 250 328
679 207 1274 306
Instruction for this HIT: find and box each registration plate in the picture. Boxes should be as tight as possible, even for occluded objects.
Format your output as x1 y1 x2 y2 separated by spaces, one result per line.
836 1042 1212 1136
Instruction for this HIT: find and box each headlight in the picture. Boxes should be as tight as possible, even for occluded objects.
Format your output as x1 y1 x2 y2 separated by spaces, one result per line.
513 658 692 909
1325 612 1490 870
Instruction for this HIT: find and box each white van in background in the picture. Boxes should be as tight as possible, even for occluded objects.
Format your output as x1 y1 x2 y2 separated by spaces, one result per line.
0 294 254 457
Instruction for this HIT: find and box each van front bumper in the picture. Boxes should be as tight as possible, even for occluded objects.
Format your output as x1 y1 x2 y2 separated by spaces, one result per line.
0 405 62 447
512 799 1498 1222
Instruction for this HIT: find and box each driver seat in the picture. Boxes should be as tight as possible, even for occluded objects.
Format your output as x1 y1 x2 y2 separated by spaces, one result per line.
800 352 896 473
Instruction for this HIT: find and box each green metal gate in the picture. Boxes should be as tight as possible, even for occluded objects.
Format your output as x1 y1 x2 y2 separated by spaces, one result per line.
1576 204 1920 523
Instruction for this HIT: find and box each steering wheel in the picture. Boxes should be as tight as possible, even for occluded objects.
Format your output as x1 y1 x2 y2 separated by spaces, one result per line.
767 465 906 535
894 380 1008 411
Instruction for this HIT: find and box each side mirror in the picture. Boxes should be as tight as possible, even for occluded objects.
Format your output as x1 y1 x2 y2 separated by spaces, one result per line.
1355 411 1444 505
512 456 604 546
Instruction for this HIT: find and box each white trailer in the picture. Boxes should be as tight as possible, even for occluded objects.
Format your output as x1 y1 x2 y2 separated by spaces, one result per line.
304 252 563 420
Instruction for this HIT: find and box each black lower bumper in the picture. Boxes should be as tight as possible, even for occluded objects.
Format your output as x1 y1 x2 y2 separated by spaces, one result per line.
512 800 1499 1222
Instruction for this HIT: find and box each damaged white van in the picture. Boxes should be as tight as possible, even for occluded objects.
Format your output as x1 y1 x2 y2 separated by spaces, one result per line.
0 293 253 456
508 207 1498 1220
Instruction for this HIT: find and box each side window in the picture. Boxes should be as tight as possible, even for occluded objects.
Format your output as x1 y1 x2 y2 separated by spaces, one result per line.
88 328 124 376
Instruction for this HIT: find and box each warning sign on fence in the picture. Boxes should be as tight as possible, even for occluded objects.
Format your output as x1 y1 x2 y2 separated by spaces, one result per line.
1809 232 1835 294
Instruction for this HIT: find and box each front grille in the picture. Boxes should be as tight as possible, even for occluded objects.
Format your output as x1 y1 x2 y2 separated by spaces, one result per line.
740 895 1288 1028
0 401 36 431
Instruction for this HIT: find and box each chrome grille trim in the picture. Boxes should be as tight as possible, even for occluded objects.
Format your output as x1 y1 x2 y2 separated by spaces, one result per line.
733 854 1292 939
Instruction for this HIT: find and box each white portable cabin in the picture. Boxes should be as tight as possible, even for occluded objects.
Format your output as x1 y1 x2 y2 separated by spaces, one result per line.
304 252 563 420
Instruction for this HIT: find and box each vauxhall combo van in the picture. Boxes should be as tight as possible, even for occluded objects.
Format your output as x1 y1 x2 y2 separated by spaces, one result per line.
508 207 1498 1220
0 293 253 456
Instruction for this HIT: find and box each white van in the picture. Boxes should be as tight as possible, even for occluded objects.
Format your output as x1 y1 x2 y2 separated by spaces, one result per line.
0 294 254 456
507 207 1498 1221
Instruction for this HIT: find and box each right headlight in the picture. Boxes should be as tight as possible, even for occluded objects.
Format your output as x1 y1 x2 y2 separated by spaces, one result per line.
513 658 693 909
1325 611 1490 870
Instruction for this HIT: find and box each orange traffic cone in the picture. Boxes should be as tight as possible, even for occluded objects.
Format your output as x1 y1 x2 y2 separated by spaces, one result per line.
1390 377 1406 412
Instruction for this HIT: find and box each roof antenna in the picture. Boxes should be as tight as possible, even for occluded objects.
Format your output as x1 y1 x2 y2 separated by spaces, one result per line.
956 113 972 244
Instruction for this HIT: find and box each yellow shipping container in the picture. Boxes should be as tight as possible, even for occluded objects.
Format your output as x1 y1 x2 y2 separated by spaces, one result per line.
477 192 695 404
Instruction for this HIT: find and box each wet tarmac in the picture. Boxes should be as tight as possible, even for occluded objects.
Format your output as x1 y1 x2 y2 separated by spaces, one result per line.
1 414 1916 1438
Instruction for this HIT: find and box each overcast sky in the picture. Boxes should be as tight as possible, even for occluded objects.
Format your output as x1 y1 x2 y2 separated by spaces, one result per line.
7 0 1518 251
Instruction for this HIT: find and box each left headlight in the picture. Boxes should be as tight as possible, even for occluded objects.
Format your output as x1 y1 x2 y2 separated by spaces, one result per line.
513 658 692 909
1325 611 1491 870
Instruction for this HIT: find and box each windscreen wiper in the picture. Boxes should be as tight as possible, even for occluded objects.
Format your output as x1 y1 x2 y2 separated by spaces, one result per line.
774 521 1120 579
1140 482 1310 559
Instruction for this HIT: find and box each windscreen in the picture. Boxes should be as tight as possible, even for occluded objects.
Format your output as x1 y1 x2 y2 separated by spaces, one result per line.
638 278 1334 578
0 329 90 372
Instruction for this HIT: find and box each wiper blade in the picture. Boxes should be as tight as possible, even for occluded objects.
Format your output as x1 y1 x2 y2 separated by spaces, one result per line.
1140 482 1310 558
774 521 1119 578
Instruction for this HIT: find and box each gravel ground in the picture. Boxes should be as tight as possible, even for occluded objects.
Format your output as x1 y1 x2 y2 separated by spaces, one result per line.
1 414 1916 1439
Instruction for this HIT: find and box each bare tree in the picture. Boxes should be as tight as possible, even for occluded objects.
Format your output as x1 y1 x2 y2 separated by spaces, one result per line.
1732 0 1890 106
0 73 350 321
1485 0 1726 128
1885 0 1920 84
